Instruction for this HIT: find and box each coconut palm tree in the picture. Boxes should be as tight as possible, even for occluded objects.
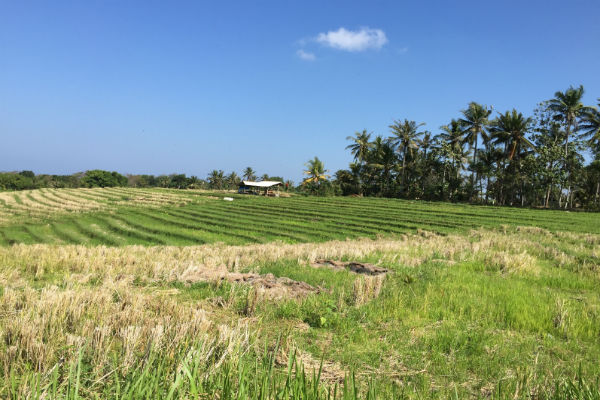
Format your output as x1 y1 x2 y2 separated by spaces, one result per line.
226 172 240 189
388 119 426 187
477 146 501 203
302 157 329 185
419 131 433 160
369 138 397 195
490 110 535 161
580 99 600 152
346 130 373 163
242 167 256 181
439 119 465 176
547 85 592 157
207 170 225 190
459 102 492 198
490 110 535 206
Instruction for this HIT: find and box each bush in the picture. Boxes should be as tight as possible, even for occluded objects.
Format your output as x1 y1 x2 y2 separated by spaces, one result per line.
80 170 127 188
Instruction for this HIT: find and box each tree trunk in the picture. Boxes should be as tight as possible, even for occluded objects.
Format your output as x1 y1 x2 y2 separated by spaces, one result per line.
564 124 571 158
558 185 563 208
545 184 552 208
472 136 478 202
401 147 407 192
441 166 446 200
596 181 599 205
479 173 484 204
564 186 571 209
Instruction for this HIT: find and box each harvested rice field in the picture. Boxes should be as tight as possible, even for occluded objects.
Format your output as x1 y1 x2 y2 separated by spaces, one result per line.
1 187 599 246
1 188 599 398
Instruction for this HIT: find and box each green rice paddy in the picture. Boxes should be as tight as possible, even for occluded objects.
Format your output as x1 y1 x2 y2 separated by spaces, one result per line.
1 188 599 246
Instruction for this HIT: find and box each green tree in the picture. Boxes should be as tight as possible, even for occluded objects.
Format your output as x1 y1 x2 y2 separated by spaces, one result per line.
207 170 225 189
242 167 256 181
302 157 329 185
226 172 240 189
547 85 591 157
418 132 433 161
346 130 373 163
490 110 534 161
369 138 397 196
388 119 426 190
489 110 534 205
169 174 189 189
459 102 492 200
80 170 127 188
439 119 465 178
580 99 600 153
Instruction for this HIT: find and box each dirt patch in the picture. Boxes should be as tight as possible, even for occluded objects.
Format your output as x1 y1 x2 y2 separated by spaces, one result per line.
179 266 319 299
311 259 388 276
228 272 319 299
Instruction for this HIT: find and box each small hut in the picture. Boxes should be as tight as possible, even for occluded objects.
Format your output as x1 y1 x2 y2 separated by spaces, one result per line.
238 180 282 196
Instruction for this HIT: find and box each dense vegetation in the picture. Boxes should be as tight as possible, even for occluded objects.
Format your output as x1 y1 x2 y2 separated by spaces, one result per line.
335 86 600 209
1 189 599 398
0 168 289 192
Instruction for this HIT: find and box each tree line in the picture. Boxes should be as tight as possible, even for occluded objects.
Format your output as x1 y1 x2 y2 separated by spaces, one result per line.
331 85 600 209
0 168 292 191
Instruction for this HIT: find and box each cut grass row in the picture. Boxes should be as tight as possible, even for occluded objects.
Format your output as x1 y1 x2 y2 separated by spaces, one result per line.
1 188 600 246
285 196 598 233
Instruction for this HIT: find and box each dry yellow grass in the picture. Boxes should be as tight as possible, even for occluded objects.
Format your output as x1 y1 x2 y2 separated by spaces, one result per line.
2 226 595 284
0 187 201 226
1 226 598 393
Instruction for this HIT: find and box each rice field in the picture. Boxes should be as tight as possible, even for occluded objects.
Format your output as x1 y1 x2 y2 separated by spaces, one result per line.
1 188 600 398
1 187 599 246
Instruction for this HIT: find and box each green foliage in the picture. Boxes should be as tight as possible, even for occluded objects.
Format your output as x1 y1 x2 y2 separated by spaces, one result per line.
334 86 600 209
0 172 35 191
80 170 127 188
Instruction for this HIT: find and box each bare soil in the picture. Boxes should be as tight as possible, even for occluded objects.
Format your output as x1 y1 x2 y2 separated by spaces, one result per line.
310 259 389 276
180 266 319 299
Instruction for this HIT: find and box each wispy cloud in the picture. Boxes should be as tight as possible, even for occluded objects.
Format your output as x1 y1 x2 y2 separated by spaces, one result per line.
397 47 408 54
316 27 388 52
296 49 316 61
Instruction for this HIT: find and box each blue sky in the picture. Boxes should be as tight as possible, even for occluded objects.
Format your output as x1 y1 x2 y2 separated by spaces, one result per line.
1 0 599 183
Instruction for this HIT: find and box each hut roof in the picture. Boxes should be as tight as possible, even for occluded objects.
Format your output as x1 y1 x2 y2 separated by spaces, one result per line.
239 180 283 188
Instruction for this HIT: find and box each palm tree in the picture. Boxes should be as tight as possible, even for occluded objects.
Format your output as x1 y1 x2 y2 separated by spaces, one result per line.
547 85 591 157
346 130 373 163
477 146 501 203
490 110 534 206
208 170 225 189
226 172 240 189
459 102 492 198
490 110 535 161
547 86 593 208
439 119 465 177
580 99 600 152
419 131 433 160
242 167 256 181
388 119 426 187
369 138 397 195
302 157 329 185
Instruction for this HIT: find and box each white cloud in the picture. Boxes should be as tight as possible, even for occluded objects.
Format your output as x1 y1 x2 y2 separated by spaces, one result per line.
296 49 316 61
316 27 388 52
